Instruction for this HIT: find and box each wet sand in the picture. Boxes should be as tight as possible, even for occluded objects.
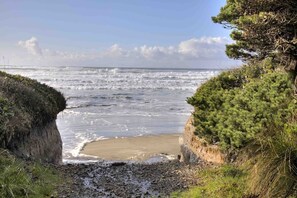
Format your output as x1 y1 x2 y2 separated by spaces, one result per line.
80 134 182 161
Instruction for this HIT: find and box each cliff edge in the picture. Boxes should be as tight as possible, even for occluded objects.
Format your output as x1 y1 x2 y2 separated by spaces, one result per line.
0 71 66 164
180 116 226 164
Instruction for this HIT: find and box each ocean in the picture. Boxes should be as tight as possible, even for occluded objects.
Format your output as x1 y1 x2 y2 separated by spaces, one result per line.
0 66 220 160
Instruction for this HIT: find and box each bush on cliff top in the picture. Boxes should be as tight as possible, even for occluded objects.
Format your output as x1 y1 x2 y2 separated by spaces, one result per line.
187 60 296 149
0 71 66 147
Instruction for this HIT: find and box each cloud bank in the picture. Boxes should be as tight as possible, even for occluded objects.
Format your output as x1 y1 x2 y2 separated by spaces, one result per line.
15 36 238 68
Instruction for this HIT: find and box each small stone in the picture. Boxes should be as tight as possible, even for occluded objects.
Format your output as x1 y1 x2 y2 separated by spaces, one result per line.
111 162 126 166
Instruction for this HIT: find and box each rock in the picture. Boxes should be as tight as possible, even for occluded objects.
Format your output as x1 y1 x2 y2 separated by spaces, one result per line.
7 121 63 164
180 116 226 164
111 162 126 166
0 72 65 165
180 144 199 164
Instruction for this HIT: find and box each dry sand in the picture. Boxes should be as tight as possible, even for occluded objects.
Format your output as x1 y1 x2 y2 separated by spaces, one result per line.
80 133 182 161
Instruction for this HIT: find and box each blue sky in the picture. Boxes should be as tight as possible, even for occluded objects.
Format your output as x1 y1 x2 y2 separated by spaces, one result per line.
0 0 240 68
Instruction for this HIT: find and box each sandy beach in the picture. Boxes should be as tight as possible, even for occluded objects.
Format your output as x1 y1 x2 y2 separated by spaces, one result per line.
80 133 182 161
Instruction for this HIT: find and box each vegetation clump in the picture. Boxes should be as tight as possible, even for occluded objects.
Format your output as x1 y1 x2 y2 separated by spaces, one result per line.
187 60 296 149
0 71 66 148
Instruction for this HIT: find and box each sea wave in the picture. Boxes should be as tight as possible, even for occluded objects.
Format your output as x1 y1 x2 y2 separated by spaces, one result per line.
1 66 221 161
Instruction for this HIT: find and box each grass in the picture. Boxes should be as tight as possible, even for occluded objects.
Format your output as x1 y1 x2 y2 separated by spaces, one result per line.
246 130 297 197
172 165 249 198
0 149 62 198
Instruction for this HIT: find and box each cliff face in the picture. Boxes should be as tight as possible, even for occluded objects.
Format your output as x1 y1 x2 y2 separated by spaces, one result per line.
180 116 225 164
0 71 66 164
7 121 62 164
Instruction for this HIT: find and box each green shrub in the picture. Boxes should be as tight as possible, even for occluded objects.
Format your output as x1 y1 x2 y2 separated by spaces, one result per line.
188 61 296 149
0 71 66 125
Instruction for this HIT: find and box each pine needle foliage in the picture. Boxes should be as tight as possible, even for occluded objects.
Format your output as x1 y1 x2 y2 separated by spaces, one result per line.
212 0 297 71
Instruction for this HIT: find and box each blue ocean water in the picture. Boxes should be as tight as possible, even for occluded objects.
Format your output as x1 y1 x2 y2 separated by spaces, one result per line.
0 66 220 159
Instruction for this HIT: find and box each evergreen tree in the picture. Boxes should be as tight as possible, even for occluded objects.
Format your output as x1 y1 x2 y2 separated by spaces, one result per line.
213 0 297 72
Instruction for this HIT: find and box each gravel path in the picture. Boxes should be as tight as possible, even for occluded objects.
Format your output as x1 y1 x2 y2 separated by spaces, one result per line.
57 160 205 198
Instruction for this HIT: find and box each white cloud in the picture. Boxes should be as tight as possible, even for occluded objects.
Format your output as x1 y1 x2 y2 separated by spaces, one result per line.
178 37 229 58
197 36 229 44
133 37 229 59
14 36 237 68
134 45 175 59
18 37 43 56
105 44 128 57
178 39 200 57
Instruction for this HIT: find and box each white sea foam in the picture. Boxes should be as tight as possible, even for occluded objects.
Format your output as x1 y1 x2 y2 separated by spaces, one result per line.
63 158 101 164
64 135 107 158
